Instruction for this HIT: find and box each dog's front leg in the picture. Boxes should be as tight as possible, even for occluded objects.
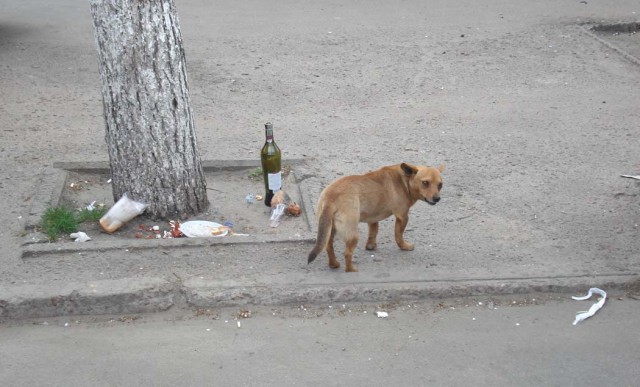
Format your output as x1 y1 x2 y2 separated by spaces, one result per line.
366 222 378 250
394 214 414 251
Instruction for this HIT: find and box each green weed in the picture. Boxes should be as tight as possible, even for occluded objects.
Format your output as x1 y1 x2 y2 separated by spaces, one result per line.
40 206 107 241
248 167 263 180
76 207 106 223
41 207 78 241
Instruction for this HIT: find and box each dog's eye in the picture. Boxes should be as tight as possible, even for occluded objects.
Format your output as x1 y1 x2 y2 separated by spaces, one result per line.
422 181 430 188
438 182 443 190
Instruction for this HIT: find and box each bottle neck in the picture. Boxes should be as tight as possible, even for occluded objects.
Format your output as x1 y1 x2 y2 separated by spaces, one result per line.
265 123 274 142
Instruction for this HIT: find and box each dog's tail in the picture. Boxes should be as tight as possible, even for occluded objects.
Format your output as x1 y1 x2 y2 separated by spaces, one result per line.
307 204 333 264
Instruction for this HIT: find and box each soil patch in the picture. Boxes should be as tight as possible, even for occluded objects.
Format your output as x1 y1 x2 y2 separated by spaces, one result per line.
24 160 314 251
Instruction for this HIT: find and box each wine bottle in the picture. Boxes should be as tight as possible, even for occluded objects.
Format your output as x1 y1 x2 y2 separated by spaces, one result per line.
260 122 282 207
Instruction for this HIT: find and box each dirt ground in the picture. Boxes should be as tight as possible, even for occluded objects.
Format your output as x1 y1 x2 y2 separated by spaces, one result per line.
53 167 307 243
0 0 639 295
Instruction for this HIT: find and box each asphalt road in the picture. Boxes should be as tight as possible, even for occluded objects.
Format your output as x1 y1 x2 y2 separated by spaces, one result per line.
2 294 639 386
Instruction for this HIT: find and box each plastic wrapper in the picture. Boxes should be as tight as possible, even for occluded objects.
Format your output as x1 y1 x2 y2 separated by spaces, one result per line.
572 287 607 325
70 232 91 242
269 203 286 227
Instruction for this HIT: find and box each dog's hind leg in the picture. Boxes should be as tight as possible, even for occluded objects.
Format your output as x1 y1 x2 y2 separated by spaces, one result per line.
365 222 378 251
335 211 359 272
344 237 359 272
326 226 340 269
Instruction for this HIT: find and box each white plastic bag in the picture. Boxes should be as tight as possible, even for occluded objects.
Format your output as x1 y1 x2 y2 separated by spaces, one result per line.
269 203 286 227
70 232 91 242
572 288 607 325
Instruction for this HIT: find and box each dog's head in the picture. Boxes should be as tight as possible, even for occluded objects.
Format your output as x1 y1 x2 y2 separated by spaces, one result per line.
401 163 445 205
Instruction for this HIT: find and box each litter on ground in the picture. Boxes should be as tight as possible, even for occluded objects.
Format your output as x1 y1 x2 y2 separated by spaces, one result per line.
70 232 91 242
572 287 607 325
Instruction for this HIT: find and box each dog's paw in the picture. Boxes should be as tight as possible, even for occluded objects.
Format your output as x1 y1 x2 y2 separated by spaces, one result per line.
399 242 415 251
329 260 341 269
345 265 358 272
365 242 377 251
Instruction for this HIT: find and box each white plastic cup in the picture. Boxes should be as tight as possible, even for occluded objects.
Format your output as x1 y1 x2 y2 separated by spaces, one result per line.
99 193 147 233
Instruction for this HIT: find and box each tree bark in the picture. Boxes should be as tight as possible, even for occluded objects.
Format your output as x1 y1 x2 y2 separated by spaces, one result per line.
89 0 208 219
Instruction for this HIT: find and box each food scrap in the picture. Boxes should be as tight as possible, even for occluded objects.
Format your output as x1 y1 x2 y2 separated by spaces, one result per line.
169 220 183 237
210 227 226 236
134 220 183 239
287 202 302 217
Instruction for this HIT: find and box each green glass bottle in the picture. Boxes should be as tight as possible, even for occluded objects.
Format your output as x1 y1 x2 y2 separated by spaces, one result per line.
260 122 282 207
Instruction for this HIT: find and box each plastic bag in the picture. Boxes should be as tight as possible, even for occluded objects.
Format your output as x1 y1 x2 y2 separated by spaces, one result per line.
269 203 286 227
572 288 607 325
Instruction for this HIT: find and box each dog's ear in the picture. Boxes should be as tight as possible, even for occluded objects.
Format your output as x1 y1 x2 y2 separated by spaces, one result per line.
437 164 446 173
401 163 418 176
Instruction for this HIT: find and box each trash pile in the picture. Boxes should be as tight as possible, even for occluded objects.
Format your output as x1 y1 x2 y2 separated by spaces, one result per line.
244 188 301 227
265 190 301 228
63 154 303 242
133 221 183 239
67 187 302 242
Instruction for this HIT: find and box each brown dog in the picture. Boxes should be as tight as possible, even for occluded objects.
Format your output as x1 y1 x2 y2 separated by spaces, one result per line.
307 163 445 272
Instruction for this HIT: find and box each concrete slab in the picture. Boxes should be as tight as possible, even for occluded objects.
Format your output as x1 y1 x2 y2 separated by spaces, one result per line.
1 0 639 320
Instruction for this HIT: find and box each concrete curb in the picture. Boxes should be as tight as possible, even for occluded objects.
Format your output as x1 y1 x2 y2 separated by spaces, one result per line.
2 273 637 320
184 274 640 307
21 234 316 259
52 158 308 173
0 278 176 319
579 25 640 67
24 167 68 229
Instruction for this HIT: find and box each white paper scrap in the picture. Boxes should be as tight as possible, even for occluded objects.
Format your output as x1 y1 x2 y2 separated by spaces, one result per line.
70 232 91 242
572 288 607 325
621 175 640 180
376 311 388 318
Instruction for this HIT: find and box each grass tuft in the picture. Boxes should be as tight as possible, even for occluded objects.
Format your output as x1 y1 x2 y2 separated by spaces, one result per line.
248 167 263 180
76 207 107 223
41 207 78 241
40 206 107 241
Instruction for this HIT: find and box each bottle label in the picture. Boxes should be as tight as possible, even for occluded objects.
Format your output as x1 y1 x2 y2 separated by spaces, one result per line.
267 172 282 191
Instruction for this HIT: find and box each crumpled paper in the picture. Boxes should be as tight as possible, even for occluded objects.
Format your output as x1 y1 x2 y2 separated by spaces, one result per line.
621 174 640 180
572 288 607 325
70 232 91 242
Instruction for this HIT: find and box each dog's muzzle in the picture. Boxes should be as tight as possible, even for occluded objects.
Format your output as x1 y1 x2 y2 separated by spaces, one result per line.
424 197 440 206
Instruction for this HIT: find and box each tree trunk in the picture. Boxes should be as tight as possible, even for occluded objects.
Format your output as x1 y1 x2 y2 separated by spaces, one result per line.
89 0 208 219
